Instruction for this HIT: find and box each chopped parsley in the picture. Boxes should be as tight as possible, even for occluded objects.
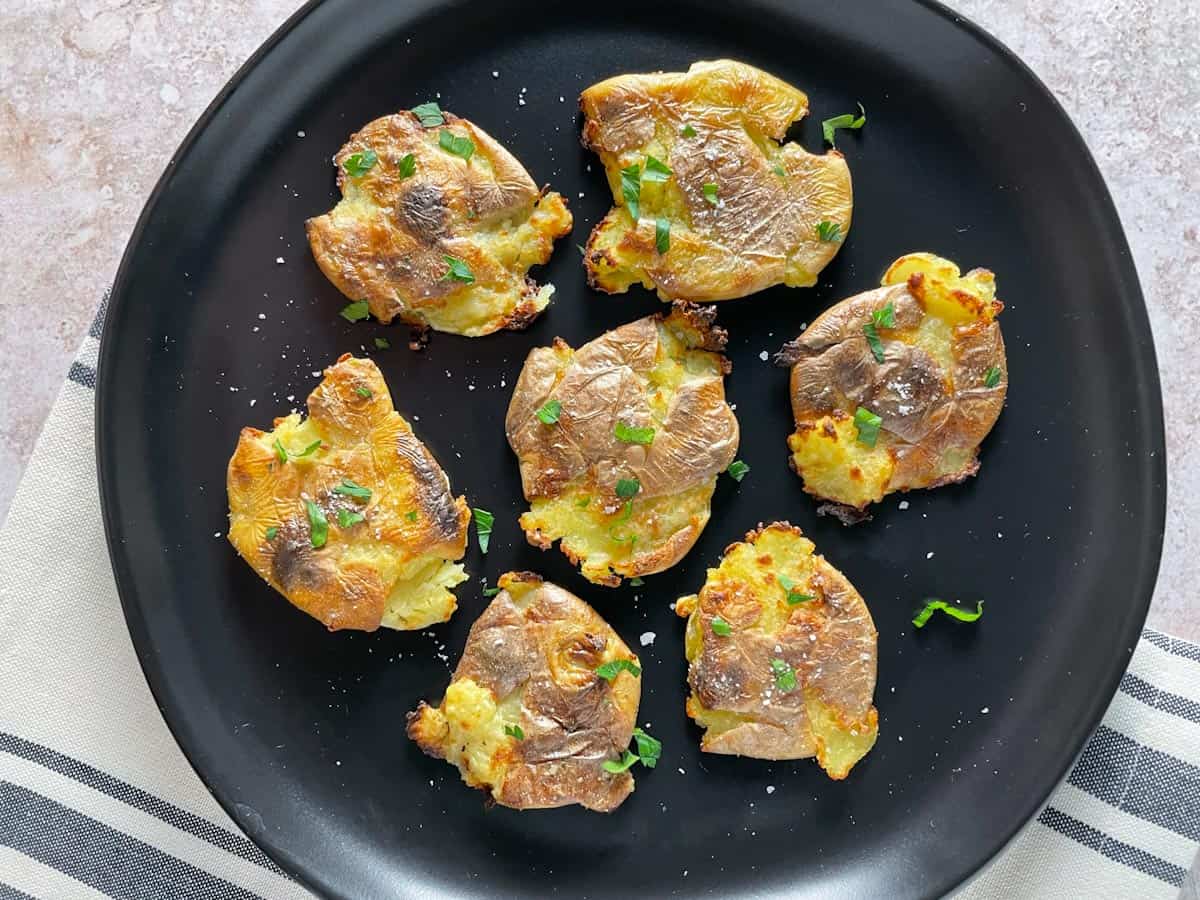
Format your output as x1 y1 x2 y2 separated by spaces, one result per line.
822 103 866 147
711 616 732 636
913 599 984 629
304 499 328 548
770 658 797 692
333 479 372 501
295 440 322 458
620 163 641 220
631 727 662 768
681 123 697 138
441 254 475 284
575 497 591 508
853 406 882 448
815 220 842 243
504 724 525 740
483 585 501 597
438 130 475 161
265 526 278 541
405 510 418 522
535 399 562 425
615 477 641 499
772 162 787 177
411 101 445 127
655 216 670 254
778 575 814 605
614 421 655 445
342 149 378 177
336 509 364 528
355 386 372 399
373 337 390 349
702 182 719 205
629 576 644 586
984 366 1003 388
726 460 750 482
397 153 416 178
273 438 288 464
863 322 885 363
595 658 641 682
602 751 639 774
872 303 896 329
473 507 493 554
340 300 370 322
643 154 672 183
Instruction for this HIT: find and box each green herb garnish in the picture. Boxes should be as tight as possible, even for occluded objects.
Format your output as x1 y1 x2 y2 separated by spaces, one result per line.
621 163 641 220
701 182 719 205
726 460 750 482
397 153 416 178
411 101 445 127
984 366 1003 388
629 576 644 586
441 254 474 284
342 150 378 178
816 220 842 243
853 406 882 448
374 337 391 350
333 479 372 501
872 303 896 329
602 750 640 774
304 500 328 548
576 497 591 508
711 616 732 636
273 438 288 464
655 216 670 254
483 585 501 597
340 300 370 322
504 724 525 740
438 130 475 162
770 658 797 692
265 526 278 541
473 507 493 554
615 478 641 499
631 727 662 768
913 599 984 629
595 658 641 682
681 124 697 138
355 386 372 399
822 103 866 147
772 163 787 177
864 322 885 363
337 509 364 528
405 510 418 522
295 440 322 458
778 575 814 605
535 399 562 425
643 155 671 183
614 421 655 445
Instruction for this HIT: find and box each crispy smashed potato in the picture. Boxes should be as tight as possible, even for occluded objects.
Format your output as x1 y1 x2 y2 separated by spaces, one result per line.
306 107 573 337
226 355 469 631
580 59 852 302
676 522 878 778
505 303 739 586
777 252 1007 520
407 572 642 811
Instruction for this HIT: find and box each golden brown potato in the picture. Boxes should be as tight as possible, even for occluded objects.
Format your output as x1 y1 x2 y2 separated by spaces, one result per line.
580 59 852 302
777 252 1007 521
226 355 469 631
505 303 739 586
306 105 573 337
676 522 878 778
407 572 643 812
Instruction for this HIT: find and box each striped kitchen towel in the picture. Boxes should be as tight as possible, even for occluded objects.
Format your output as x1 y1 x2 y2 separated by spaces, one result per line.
0 301 1196 899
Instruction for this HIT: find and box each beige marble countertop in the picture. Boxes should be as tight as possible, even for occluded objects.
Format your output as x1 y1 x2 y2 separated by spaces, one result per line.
1 0 1197 640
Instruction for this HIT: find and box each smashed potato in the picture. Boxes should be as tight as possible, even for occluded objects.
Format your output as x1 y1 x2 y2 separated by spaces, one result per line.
306 106 573 337
505 303 739 586
580 59 852 302
676 523 878 778
407 572 642 811
777 252 1007 521
226 355 469 631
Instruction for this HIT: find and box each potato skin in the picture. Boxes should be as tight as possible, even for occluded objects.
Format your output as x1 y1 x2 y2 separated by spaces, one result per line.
676 523 878 778
407 572 641 812
778 253 1007 517
226 355 469 631
505 303 739 585
306 109 572 337
580 59 852 302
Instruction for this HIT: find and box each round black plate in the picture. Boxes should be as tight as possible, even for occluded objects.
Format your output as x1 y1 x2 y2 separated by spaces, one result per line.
96 1 1166 897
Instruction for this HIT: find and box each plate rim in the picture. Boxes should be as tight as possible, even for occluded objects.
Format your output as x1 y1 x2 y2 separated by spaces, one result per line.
94 1 1168 897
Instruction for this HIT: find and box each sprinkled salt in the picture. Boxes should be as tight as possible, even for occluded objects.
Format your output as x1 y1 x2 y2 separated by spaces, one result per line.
758 350 769 361
981 707 990 714
926 551 935 559
766 785 776 794
639 632 656 646
297 130 306 138
275 257 285 264
899 500 909 510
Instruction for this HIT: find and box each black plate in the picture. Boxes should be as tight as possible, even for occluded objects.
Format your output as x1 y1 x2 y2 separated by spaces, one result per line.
96 1 1166 897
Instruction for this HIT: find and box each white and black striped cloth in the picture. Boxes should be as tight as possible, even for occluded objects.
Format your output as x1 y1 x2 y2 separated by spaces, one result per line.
0 301 1196 899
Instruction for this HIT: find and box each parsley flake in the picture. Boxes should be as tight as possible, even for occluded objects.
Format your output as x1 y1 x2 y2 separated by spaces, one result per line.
615 478 641 499
643 155 672 183
273 437 288 464
853 406 882 448
681 124 697 138
711 616 732 636
575 497 591 508
726 460 750 482
863 322 885 363
984 366 1003 388
333 479 372 501
405 510 418 522
614 421 655 445
778 575 814 605
342 150 378 178
265 526 278 541
535 399 562 425
411 101 445 127
632 727 662 768
397 153 416 178
340 300 370 322
337 509 364 528
304 499 328 549
770 658 797 692
355 386 372 399
822 103 866 147
441 255 475 284
702 182 719 205
816 220 843 243
296 439 322 458
872 303 896 329
504 724 525 740
602 751 639 774
482 584 501 597
630 576 644 586
438 129 475 162
655 216 670 254
913 599 984 629
620 163 641 220
595 658 641 682
772 163 787 177
473 507 494 554
373 337 390 349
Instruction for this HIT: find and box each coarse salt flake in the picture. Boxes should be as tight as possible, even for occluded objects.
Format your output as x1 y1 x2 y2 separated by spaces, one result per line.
639 632 656 646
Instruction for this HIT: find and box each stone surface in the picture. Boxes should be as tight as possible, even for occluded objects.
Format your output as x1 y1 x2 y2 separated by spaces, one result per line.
0 0 1196 639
